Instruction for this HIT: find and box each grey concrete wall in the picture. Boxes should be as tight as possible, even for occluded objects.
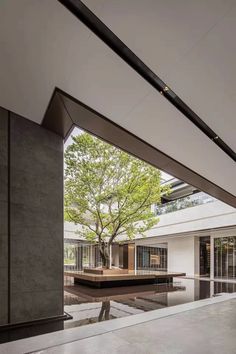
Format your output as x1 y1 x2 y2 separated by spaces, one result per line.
10 114 64 323
0 108 9 325
0 108 64 325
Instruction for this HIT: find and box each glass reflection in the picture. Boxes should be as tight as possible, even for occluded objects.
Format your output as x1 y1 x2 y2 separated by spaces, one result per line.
214 236 236 279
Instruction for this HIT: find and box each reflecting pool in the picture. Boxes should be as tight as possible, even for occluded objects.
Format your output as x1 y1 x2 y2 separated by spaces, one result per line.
64 278 236 329
1 278 235 344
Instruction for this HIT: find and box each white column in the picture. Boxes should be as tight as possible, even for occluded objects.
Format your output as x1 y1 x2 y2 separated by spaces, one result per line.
109 244 112 269
90 245 93 268
134 243 137 274
210 280 214 297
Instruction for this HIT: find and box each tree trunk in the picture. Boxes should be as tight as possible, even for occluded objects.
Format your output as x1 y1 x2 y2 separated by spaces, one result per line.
99 242 110 269
98 301 110 321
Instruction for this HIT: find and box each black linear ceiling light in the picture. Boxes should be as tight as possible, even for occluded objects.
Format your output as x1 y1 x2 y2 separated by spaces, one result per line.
58 0 236 163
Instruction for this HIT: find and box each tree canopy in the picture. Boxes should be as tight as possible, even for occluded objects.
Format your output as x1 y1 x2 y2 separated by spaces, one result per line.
64 132 170 267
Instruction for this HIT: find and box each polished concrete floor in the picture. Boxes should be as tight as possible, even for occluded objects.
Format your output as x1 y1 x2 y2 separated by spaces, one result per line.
35 297 236 354
2 294 235 354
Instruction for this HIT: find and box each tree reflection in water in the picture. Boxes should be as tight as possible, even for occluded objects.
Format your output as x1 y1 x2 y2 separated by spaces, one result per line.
98 301 110 321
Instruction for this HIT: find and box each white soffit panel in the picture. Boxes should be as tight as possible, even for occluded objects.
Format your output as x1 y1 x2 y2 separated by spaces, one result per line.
82 0 236 195
166 6 236 152
119 89 236 196
84 0 236 151
0 0 151 124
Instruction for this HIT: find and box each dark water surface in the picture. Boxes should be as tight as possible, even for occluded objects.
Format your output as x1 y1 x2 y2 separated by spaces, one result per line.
1 278 235 343
64 278 236 329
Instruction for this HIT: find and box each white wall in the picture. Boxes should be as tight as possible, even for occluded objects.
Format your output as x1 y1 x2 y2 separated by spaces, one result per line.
65 201 236 243
135 234 198 276
132 200 236 241
115 200 236 244
167 236 196 276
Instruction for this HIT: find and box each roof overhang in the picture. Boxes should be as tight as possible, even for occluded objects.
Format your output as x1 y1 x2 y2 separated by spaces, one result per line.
43 88 236 208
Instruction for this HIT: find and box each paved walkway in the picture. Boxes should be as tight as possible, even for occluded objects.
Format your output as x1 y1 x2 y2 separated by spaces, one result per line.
34 298 236 354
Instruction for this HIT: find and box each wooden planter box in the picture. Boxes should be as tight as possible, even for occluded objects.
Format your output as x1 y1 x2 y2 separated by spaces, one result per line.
84 268 128 275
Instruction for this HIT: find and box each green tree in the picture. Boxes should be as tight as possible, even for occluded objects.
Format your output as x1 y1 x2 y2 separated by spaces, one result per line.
64 133 170 268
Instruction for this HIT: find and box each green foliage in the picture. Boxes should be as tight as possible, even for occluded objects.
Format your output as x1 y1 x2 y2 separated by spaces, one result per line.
64 244 76 265
64 133 170 247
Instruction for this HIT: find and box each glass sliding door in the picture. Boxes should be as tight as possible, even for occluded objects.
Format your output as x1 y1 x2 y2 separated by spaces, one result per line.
214 236 236 279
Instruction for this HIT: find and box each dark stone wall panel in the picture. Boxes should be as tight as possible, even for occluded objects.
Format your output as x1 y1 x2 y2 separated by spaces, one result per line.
0 107 8 325
0 292 8 325
10 114 64 323
10 290 63 323
11 203 62 239
0 166 8 203
0 201 8 236
0 107 8 169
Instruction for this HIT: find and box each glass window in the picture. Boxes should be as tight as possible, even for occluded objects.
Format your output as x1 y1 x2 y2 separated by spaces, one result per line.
136 245 167 271
64 243 76 266
214 236 236 279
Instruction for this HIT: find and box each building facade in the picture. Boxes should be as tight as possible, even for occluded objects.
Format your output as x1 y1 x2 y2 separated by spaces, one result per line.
65 183 236 280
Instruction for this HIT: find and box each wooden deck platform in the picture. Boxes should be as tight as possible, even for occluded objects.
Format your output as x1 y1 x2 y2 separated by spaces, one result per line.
64 270 186 288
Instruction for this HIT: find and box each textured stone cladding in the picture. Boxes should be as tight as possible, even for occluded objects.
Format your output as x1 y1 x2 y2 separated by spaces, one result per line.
10 114 64 322
0 108 8 324
0 108 64 324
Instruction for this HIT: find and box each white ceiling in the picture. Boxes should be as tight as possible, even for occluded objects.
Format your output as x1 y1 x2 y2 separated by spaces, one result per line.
0 0 235 196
